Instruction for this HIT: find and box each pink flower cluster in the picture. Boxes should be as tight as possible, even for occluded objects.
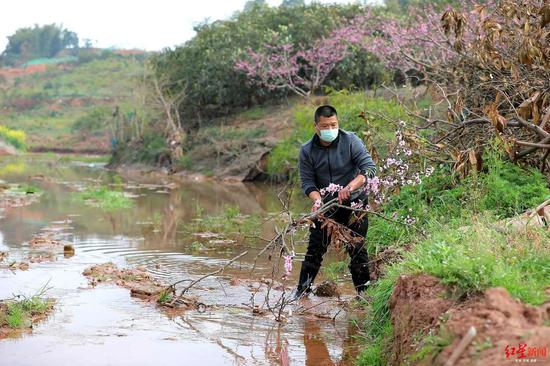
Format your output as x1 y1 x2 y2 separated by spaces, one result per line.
283 254 294 275
350 201 364 210
319 183 344 197
313 198 322 211
364 121 435 223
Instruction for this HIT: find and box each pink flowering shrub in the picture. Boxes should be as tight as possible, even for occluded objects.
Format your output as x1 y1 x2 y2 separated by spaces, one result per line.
235 0 484 94
235 35 349 99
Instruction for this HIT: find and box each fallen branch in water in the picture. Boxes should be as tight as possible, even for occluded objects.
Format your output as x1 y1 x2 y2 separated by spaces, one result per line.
167 251 248 297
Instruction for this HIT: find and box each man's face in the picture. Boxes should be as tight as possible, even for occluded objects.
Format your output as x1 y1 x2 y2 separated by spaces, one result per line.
315 115 339 135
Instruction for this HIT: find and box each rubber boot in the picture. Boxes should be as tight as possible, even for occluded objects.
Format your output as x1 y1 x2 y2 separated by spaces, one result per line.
293 261 320 300
349 262 370 294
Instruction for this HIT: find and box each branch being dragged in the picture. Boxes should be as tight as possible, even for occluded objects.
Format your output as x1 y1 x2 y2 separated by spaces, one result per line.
167 251 248 298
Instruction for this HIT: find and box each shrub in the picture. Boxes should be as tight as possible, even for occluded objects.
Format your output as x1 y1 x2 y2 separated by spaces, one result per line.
71 107 112 133
0 125 26 150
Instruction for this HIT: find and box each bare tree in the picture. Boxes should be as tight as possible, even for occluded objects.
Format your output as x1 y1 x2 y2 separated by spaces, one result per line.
150 67 188 165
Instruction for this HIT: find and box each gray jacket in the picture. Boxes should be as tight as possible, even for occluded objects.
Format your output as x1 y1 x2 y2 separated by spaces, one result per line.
299 129 377 198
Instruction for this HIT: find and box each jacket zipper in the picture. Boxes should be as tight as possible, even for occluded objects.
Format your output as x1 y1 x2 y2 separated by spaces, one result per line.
327 147 333 183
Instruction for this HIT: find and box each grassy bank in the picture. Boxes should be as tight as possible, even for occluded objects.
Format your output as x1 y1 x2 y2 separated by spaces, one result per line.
0 54 145 151
355 151 550 365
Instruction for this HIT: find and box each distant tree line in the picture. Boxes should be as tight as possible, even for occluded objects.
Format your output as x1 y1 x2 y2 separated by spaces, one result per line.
1 24 79 66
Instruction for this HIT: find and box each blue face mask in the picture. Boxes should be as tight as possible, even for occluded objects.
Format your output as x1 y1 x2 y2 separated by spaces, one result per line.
320 128 338 142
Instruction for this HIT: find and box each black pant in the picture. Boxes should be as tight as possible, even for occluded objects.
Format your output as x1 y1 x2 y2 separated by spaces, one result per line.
298 198 371 293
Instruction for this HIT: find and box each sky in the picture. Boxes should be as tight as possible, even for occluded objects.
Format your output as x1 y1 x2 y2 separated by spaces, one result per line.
0 0 371 52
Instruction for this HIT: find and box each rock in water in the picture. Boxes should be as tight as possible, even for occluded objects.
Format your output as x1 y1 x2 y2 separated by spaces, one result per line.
314 280 340 297
64 244 75 258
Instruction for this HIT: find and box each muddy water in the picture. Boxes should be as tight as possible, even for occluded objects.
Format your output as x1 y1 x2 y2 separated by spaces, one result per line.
0 155 361 365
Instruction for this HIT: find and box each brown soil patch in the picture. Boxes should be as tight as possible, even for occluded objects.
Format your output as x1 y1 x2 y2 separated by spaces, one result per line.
389 274 550 366
82 263 205 314
83 263 166 300
28 133 110 154
389 274 455 365
28 253 56 263
0 185 42 217
433 288 550 366
28 234 69 248
2 261 30 271
314 280 341 298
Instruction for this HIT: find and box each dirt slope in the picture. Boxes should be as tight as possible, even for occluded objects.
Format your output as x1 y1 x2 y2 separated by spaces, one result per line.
390 274 550 366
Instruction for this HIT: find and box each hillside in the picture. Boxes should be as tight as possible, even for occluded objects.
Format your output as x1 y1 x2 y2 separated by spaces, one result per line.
0 52 146 153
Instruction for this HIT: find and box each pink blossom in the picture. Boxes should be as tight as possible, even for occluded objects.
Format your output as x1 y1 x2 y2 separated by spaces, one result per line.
321 183 344 196
283 255 293 275
366 176 380 194
313 198 322 211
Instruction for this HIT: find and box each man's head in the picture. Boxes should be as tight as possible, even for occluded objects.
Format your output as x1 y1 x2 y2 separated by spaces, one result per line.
314 105 339 143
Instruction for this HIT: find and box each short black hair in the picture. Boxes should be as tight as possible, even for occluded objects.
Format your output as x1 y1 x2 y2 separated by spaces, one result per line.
314 105 337 124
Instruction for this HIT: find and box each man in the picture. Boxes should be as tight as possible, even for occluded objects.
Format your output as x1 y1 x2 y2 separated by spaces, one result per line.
295 105 377 298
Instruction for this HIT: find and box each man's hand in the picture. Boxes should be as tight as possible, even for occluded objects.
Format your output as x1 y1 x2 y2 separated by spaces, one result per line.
338 185 351 204
311 198 322 213
308 192 322 213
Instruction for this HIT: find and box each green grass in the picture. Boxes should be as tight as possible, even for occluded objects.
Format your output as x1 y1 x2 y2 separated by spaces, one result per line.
322 260 349 281
358 215 550 363
479 151 550 218
407 328 455 363
75 186 134 211
157 290 173 304
0 56 145 145
186 204 260 239
365 150 550 255
55 154 110 164
5 184 42 195
237 106 268 121
177 155 194 170
112 132 167 164
405 216 550 304
356 316 393 366
0 295 54 329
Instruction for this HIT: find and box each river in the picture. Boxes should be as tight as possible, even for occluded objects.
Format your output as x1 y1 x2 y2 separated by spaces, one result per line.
0 154 362 366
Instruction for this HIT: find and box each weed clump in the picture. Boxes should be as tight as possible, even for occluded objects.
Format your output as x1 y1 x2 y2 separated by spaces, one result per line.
0 295 54 334
75 186 134 211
